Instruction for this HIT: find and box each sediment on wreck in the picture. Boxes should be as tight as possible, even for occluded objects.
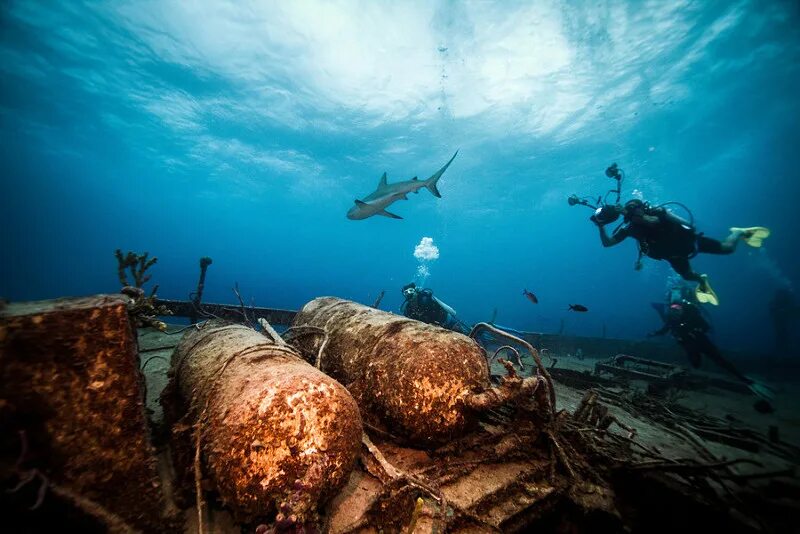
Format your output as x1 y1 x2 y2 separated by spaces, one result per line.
164 320 362 525
291 297 548 446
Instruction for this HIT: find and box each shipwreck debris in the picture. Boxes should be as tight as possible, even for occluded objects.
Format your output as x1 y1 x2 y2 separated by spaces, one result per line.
291 298 548 446
189 256 213 324
573 390 637 438
4 286 797 532
0 295 175 532
164 320 363 525
156 298 297 326
594 353 687 385
469 321 556 413
371 290 385 309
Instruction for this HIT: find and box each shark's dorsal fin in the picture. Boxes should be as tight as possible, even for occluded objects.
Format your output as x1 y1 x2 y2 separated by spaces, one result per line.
355 199 368 206
377 172 388 189
412 176 418 181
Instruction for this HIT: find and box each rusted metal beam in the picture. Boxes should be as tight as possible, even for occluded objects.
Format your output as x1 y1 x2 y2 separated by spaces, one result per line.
153 298 297 326
594 363 673 384
594 354 687 384
549 367 619 389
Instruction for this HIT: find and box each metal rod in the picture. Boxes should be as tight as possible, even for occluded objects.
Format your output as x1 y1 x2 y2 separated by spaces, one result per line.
155 298 297 326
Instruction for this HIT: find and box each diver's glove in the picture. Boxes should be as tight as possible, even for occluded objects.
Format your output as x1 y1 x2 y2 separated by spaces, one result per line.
747 379 776 414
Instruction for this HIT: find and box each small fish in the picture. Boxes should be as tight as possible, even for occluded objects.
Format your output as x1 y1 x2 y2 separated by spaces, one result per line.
568 304 589 312
522 289 538 304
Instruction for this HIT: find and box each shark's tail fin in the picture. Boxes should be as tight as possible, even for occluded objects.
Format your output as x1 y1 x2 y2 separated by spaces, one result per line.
427 180 442 198
425 149 459 198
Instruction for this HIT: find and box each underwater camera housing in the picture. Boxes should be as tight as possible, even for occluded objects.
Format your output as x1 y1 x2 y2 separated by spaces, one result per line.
567 162 625 225
567 194 583 207
605 163 622 180
591 204 622 225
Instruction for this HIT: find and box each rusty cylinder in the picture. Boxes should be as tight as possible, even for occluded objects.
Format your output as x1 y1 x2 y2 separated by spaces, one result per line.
292 297 543 445
172 321 362 521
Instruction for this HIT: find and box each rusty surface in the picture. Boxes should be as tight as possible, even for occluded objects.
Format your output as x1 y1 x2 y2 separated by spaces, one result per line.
292 298 541 446
4 296 794 533
167 321 362 523
0 295 172 532
325 416 620 534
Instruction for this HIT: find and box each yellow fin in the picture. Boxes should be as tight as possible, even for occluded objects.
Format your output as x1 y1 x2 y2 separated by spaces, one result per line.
730 226 771 248
695 276 719 306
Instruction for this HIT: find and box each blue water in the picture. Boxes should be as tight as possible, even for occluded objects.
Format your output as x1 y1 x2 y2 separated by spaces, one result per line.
1 1 799 352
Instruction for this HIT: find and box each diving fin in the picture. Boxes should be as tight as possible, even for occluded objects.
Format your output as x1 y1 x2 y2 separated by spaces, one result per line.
730 226 771 248
695 275 719 306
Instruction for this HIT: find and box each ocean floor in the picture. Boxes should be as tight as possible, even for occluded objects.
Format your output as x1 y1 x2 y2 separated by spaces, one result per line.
523 350 800 448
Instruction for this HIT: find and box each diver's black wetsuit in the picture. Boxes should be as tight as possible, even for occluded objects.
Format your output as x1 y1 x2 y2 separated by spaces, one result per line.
401 289 450 327
651 302 751 384
610 206 737 283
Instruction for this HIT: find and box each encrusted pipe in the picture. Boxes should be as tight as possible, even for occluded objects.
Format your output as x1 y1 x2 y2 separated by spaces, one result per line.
169 321 362 522
291 297 545 446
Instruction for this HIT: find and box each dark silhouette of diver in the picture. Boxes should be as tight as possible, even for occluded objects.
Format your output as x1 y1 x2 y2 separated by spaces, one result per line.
595 198 769 306
649 297 775 413
400 283 467 334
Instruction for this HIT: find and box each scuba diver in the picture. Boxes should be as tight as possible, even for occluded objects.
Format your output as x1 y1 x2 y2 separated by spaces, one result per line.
400 283 468 333
648 292 775 413
571 163 770 306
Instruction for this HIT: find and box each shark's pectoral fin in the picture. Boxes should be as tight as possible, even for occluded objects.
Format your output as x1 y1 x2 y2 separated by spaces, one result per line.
378 209 403 219
355 199 368 206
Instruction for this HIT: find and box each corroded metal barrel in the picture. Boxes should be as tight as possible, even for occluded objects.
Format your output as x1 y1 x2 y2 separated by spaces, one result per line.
171 321 362 521
293 298 541 446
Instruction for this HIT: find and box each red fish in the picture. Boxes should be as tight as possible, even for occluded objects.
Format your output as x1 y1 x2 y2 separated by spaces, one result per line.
522 289 538 304
568 304 588 312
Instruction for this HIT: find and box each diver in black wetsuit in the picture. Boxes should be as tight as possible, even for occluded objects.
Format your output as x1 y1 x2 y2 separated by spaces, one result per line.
400 283 466 333
596 199 769 306
648 298 774 413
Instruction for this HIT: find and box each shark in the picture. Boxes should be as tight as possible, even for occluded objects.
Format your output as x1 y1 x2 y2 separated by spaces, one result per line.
346 150 459 220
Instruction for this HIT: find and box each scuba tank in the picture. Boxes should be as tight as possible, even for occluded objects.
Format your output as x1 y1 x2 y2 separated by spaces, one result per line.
628 201 698 270
416 289 448 325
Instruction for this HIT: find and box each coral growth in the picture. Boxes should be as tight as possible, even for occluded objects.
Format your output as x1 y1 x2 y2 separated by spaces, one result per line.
115 249 157 288
115 249 171 331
